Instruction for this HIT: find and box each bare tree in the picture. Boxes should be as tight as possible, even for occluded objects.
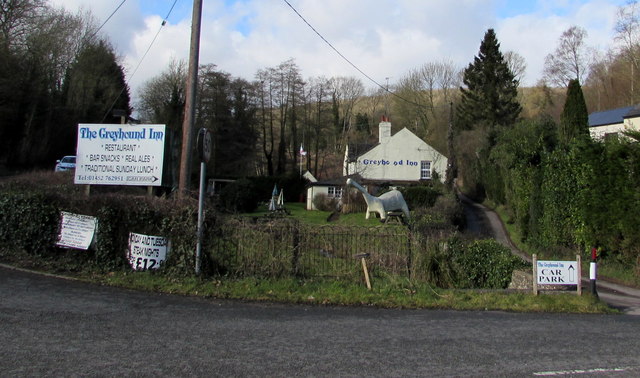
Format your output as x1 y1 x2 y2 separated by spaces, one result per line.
543 25 590 87
305 76 331 176
504 50 527 84
138 59 186 122
394 59 460 150
254 68 275 175
615 0 640 101
330 76 364 150
0 0 46 50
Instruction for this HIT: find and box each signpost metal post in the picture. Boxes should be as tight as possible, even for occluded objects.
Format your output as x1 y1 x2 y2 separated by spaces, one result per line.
590 247 598 297
195 128 211 275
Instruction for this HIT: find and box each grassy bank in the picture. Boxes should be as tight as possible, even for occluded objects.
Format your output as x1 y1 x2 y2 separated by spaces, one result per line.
92 270 611 313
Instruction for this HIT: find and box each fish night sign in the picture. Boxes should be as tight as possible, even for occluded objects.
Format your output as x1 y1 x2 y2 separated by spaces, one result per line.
74 124 165 186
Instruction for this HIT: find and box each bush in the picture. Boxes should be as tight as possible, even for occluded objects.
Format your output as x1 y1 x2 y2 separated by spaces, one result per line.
0 173 217 276
341 188 367 214
0 191 59 256
312 193 338 212
218 178 259 213
408 193 464 234
217 175 307 213
401 185 442 209
451 239 525 289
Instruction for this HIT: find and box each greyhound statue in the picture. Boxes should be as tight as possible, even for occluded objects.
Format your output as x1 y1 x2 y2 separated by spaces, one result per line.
346 178 410 221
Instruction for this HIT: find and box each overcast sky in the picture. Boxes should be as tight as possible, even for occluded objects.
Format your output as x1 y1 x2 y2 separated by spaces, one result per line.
48 0 626 109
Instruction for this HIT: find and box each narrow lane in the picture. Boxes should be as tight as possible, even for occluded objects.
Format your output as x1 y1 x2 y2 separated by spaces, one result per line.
458 192 640 314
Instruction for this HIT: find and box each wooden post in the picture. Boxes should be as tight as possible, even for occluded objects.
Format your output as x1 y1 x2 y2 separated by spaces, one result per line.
576 254 582 296
361 257 371 290
178 0 203 199
532 254 538 296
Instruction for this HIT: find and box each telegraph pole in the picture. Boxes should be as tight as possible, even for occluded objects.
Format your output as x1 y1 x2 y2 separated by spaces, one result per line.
178 0 203 199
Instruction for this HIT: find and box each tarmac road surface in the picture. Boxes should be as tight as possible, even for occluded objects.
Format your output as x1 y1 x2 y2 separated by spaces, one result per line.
1 266 640 377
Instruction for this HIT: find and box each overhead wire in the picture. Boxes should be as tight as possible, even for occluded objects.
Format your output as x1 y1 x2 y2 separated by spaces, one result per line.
87 0 127 42
100 0 180 123
281 0 432 110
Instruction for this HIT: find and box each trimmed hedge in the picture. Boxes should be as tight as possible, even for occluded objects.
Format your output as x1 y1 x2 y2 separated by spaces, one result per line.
0 174 214 276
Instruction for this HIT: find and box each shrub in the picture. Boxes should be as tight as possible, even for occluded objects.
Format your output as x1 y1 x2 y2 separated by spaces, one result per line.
0 173 218 277
401 186 442 209
340 189 367 214
451 239 525 289
217 175 307 213
217 178 259 213
0 191 59 255
312 193 338 212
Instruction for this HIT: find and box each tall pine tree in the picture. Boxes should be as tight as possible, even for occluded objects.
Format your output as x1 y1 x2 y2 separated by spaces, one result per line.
559 79 589 144
457 29 521 133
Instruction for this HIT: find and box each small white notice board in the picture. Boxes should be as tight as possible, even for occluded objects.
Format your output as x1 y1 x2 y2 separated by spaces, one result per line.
127 232 169 270
56 211 97 250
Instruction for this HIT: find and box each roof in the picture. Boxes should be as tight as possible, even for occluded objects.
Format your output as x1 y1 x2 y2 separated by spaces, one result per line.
623 105 640 119
346 143 376 162
307 174 362 187
589 105 636 127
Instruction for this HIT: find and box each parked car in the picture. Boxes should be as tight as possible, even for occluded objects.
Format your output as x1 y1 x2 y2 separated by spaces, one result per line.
55 155 76 172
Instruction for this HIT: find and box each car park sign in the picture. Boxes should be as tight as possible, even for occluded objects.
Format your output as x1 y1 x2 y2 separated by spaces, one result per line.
536 260 578 285
74 124 165 186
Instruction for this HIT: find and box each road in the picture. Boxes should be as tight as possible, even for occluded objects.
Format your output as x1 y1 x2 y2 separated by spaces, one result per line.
1 266 640 377
459 192 640 315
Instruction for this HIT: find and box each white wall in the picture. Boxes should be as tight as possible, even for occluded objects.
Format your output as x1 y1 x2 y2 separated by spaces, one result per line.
347 128 447 182
306 186 342 210
590 116 640 140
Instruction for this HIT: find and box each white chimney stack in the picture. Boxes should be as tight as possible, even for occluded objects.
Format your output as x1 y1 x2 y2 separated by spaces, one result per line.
379 115 391 144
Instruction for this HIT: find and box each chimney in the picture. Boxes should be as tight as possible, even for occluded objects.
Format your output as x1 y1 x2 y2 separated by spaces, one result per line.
379 115 391 144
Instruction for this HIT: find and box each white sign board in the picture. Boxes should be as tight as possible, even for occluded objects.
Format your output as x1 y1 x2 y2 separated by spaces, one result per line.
127 232 168 270
74 124 165 186
536 260 579 285
56 211 97 250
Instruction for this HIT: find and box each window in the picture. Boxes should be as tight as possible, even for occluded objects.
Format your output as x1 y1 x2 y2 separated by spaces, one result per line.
327 186 343 198
604 132 619 141
420 161 432 180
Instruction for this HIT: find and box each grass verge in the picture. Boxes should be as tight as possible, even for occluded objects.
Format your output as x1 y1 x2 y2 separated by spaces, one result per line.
75 270 613 314
0 239 616 315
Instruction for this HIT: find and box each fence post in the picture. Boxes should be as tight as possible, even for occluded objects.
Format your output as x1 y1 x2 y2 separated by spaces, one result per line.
532 254 538 296
576 254 582 296
406 226 413 279
291 222 300 276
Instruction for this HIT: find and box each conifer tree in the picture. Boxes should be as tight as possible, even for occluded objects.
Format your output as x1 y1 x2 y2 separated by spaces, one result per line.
559 79 589 144
457 29 521 132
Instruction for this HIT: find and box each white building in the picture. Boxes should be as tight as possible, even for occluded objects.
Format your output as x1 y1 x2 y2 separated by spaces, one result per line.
589 105 640 140
305 175 345 211
344 117 448 183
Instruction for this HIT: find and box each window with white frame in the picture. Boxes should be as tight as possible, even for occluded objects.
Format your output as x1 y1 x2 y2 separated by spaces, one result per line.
420 160 432 179
327 186 343 198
